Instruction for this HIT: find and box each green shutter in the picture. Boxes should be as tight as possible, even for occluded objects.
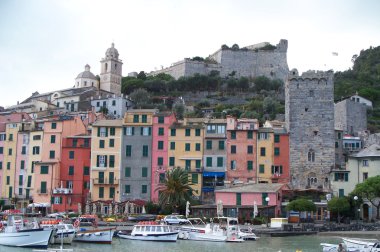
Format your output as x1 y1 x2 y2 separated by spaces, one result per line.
142 167 148 177
262 192 268 206
97 127 100 137
192 174 198 184
236 193 241 206
125 167 131 177
344 173 348 181
334 173 338 181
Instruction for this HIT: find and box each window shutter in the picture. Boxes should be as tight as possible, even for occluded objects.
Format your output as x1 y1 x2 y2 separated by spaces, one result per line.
344 173 348 181
96 156 99 167
132 127 135 135
97 128 100 137
149 127 151 136
280 165 283 174
334 173 338 181
60 197 63 204
104 156 108 167
105 128 108 137
51 197 54 204
123 127 126 135
271 166 274 174
140 127 143 135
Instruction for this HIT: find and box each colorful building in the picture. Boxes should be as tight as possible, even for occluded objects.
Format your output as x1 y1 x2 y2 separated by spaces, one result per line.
150 112 177 203
257 128 274 183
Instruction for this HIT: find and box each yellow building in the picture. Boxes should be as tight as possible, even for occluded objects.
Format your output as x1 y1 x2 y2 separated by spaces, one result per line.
91 119 123 202
168 119 204 198
257 128 274 183
27 130 44 201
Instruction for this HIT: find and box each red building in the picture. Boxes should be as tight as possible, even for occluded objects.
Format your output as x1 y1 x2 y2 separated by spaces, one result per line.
272 129 290 184
51 135 91 212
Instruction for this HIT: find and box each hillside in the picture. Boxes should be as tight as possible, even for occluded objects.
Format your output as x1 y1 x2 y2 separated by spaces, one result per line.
334 45 380 132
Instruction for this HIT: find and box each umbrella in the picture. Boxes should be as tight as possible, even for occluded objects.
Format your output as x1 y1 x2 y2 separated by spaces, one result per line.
114 204 119 215
142 205 146 214
186 201 190 218
85 202 90 214
108 203 113 216
77 203 82 215
92 203 97 215
124 202 129 215
217 200 223 217
253 201 258 218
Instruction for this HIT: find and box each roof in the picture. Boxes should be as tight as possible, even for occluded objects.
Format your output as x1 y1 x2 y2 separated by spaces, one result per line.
92 119 123 127
216 183 286 193
76 71 97 80
352 144 380 158
126 109 158 114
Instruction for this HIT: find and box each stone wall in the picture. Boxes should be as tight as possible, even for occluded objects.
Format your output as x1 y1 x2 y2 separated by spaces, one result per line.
285 70 335 190
335 99 367 136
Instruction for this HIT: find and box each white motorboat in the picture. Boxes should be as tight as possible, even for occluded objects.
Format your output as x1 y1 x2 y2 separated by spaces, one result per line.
238 228 259 241
118 221 178 242
342 237 380 252
73 228 114 244
40 220 76 244
0 215 53 248
178 217 243 242
321 242 360 252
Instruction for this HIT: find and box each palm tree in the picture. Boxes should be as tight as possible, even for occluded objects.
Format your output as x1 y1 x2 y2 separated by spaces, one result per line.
155 167 194 213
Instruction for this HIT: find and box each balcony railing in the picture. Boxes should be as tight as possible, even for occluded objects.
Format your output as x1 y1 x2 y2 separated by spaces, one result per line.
53 188 73 194
93 178 119 185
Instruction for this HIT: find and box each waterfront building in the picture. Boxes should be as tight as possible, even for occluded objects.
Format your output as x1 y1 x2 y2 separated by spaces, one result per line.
90 94 134 119
272 127 290 184
257 128 274 183
150 112 177 203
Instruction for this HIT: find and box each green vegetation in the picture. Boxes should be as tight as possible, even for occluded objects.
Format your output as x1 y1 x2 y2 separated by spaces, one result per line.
286 198 316 224
352 175 380 219
327 197 351 223
334 45 380 132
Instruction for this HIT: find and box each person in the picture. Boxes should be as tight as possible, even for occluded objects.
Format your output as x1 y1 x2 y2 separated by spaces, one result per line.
338 243 346 252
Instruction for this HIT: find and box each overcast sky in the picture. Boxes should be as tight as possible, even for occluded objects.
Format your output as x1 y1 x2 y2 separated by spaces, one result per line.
0 0 379 107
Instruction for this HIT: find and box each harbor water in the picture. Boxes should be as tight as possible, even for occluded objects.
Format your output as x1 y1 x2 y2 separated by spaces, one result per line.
0 235 344 252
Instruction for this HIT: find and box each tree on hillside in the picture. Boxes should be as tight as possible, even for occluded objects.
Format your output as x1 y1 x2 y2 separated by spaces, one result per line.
121 77 144 94
327 197 350 223
155 167 194 213
352 176 380 219
173 103 185 120
129 88 151 108
286 198 316 224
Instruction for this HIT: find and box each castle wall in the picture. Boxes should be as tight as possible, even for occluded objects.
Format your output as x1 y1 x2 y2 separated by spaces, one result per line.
335 99 367 136
285 70 335 190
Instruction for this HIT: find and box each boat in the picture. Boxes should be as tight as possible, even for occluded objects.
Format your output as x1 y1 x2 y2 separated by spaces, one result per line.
40 220 76 244
178 217 244 242
342 237 380 251
238 227 259 240
118 221 178 242
321 242 359 252
73 228 115 244
0 215 53 248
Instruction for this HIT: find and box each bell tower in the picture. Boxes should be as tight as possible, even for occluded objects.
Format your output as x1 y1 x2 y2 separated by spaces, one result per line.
100 43 123 95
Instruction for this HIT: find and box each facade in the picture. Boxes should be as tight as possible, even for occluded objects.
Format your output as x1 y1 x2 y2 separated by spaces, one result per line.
100 43 123 95
257 128 274 183
168 119 204 199
272 128 290 184
226 116 259 185
150 112 177 203
27 129 44 206
90 119 123 202
15 127 31 210
334 130 345 169
202 119 227 204
52 135 91 212
75 64 99 89
335 98 367 136
121 109 157 202
90 94 134 119
285 70 335 190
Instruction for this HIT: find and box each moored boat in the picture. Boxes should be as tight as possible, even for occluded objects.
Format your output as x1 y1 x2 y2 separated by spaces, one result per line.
118 221 178 242
342 237 380 251
0 215 53 248
40 220 76 244
73 228 115 244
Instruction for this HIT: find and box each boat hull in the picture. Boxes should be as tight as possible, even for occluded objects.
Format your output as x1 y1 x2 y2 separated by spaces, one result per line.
73 228 114 244
0 229 53 248
50 230 75 244
118 232 178 242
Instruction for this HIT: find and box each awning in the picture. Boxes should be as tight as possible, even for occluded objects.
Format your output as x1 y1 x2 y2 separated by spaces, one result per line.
27 203 51 208
202 187 215 192
203 172 225 178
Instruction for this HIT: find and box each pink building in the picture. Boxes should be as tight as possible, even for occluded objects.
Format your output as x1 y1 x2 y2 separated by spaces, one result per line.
151 112 177 202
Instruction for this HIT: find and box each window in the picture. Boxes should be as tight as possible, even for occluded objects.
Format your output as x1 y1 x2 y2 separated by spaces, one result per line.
159 173 165 183
206 157 212 167
112 100 116 106
133 115 139 123
157 157 163 166
19 187 23 195
185 160 191 170
217 157 223 167
49 150 55 159
110 127 115 136
158 141 164 150
335 142 339 148
141 127 151 136
125 167 131 177
274 135 280 143
142 185 147 194
8 148 12 155
231 131 236 139
141 167 148 177
125 126 134 136
84 139 90 147
69 166 74 175
158 116 164 124
142 115 147 123
0 162 2 169
247 145 253 154
271 165 283 175
41 165 49 174
219 141 224 150
21 146 26 154
158 127 164 136
196 143 201 151
247 131 253 139
50 135 56 143
171 129 176 136
206 140 212 150
40 181 47 193
20 160 25 169
72 139 78 147
124 185 130 193
195 129 201 136
258 132 268 140
309 90 314 97
196 160 201 168
247 161 253 171
84 166 90 176
236 193 241 206
169 157 175 166
0 147 3 154
231 160 236 170
308 151 315 162
69 151 75 159
109 139 114 147
98 172 104 183
142 145 148 157
231 145 236 154
0 134 5 141
27 176 32 187
192 174 198 184
109 155 115 167
6 176 10 185
338 189 344 198
185 129 191 136
170 142 175 150
274 147 280 156
126 145 132 157
259 164 265 173
99 187 104 198
185 143 190 151
109 187 115 198
363 172 368 181
334 172 348 182
51 122 57 129
97 155 107 167
260 147 266 156
362 160 369 166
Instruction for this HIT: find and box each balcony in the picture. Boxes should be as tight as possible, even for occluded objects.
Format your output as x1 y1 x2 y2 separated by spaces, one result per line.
53 188 73 194
93 178 119 185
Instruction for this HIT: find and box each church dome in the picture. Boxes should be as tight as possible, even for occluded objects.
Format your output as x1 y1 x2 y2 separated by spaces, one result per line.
105 43 119 59
76 64 97 79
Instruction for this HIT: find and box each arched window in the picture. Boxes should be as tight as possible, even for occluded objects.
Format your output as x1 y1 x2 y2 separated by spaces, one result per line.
308 150 315 162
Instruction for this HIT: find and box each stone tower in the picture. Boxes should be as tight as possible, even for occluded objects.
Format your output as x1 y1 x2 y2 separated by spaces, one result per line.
285 69 335 191
100 43 123 95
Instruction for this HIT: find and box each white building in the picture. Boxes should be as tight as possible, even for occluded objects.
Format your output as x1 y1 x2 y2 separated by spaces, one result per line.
91 94 133 119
